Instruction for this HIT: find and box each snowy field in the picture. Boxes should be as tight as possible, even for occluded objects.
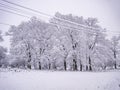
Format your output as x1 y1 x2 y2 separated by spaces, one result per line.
0 69 120 90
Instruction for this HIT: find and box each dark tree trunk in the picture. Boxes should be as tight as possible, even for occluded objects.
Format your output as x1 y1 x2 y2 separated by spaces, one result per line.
27 64 31 69
89 56 92 71
27 51 31 69
79 60 82 71
26 43 32 69
103 66 106 70
114 51 117 69
114 61 117 69
54 65 56 70
64 60 67 71
86 65 88 71
39 62 41 70
52 61 56 70
73 59 77 71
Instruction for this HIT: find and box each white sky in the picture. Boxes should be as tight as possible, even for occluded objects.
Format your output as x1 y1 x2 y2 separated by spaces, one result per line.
0 0 120 50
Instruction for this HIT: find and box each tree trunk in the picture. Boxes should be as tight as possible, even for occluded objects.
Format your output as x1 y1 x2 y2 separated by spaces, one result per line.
64 60 67 71
86 65 88 71
103 65 106 70
79 60 82 71
80 64 82 71
73 59 77 71
27 64 31 69
114 61 117 69
27 52 31 69
52 61 56 70
114 51 117 69
39 62 41 70
26 43 31 69
89 56 92 71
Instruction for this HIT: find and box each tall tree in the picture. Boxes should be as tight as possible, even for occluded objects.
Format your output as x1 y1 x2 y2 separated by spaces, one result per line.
109 36 120 69
9 17 54 69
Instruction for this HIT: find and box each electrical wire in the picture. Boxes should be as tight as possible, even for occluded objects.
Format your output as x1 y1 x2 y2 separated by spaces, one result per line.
1 0 105 31
0 0 119 35
2 0 120 35
0 6 100 35
0 8 31 19
0 22 12 26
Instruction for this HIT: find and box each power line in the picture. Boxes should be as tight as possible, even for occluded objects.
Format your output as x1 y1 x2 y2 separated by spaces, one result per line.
0 7 81 33
0 1 119 35
1 0 104 31
0 5 99 35
0 3 37 18
0 22 11 26
0 3 26 15
0 3 25 12
0 8 31 19
0 8 119 36
2 0 120 35
1 0 52 18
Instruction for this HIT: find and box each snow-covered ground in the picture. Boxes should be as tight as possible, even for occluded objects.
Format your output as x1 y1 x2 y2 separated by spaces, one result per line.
0 69 120 90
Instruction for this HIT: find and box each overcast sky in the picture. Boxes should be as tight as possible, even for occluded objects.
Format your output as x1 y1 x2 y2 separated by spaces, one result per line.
0 0 120 50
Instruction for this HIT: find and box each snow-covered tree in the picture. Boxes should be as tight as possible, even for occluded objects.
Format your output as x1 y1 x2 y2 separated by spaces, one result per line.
7 13 119 71
50 13 106 71
9 17 55 69
0 31 7 67
107 35 120 69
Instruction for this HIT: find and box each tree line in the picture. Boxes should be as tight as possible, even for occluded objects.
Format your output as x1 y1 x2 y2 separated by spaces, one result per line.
0 12 120 71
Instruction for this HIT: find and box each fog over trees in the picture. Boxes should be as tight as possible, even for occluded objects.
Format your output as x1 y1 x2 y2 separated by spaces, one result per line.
1 12 120 71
